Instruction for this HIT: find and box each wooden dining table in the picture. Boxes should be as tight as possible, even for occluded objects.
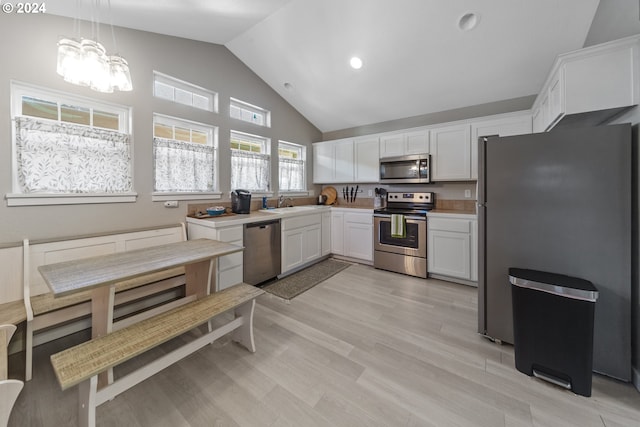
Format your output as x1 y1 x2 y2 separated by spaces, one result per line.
38 238 243 386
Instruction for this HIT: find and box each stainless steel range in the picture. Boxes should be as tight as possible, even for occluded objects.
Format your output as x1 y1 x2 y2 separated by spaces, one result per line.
373 192 434 278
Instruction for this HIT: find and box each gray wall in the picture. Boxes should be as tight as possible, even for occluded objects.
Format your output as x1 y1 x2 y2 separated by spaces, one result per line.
584 0 640 387
322 95 535 141
0 13 321 243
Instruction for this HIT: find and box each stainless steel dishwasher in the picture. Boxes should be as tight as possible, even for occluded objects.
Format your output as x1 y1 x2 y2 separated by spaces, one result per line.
243 219 281 285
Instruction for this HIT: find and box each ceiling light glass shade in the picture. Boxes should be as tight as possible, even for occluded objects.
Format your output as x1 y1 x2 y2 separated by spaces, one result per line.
57 38 86 86
109 55 133 91
56 37 133 92
81 39 113 93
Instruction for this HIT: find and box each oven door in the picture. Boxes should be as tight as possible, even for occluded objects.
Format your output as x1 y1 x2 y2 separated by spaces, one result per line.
374 215 426 258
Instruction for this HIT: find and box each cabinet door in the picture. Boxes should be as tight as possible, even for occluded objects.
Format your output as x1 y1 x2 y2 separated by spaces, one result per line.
427 230 471 279
321 212 331 256
547 69 564 128
470 114 532 179
354 137 379 182
282 228 304 273
334 140 355 182
404 130 429 155
331 212 344 255
379 134 404 158
313 143 334 183
532 106 545 133
430 123 471 181
344 222 373 261
304 224 322 263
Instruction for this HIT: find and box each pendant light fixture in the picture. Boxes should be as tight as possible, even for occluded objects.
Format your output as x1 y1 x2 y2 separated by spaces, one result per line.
56 0 132 93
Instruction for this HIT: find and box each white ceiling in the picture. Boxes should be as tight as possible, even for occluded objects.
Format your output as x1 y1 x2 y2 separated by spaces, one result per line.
47 0 601 133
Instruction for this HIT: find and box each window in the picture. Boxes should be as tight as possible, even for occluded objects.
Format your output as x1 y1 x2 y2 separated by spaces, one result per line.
278 141 306 192
153 71 218 113
230 97 271 127
153 114 218 198
8 81 133 206
230 131 270 192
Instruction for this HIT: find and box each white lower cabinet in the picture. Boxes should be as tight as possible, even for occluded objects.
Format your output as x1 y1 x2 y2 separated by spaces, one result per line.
186 223 243 291
344 212 373 261
428 213 477 283
282 214 322 274
321 211 331 256
331 211 345 255
331 208 373 262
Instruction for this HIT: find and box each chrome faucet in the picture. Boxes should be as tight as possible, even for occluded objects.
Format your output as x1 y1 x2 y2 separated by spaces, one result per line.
278 196 294 208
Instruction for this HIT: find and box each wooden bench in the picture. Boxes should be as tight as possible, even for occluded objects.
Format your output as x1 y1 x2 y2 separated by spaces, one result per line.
22 224 189 381
50 283 263 427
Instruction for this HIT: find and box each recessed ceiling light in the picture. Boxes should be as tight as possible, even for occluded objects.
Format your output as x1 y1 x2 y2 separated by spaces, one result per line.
350 56 363 70
458 12 478 31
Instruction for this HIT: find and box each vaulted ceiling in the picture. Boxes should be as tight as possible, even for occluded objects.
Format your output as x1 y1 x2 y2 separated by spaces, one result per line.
48 0 600 132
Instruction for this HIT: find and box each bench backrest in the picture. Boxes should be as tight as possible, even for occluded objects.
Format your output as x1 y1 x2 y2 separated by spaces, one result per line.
26 225 186 298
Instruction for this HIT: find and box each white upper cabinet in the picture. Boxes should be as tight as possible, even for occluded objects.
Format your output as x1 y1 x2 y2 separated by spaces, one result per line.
379 133 404 158
532 35 640 132
312 141 334 183
379 129 429 158
470 112 532 179
313 139 353 183
404 130 430 155
313 137 378 184
354 137 380 182
429 123 471 181
333 139 355 183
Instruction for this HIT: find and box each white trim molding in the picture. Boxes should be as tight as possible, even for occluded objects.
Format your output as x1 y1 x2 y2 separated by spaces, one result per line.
6 193 137 206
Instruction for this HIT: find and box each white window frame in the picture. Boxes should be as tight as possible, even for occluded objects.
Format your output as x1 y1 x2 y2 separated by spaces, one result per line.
230 97 271 128
152 113 220 201
153 71 218 113
7 81 135 206
230 130 272 195
278 140 308 195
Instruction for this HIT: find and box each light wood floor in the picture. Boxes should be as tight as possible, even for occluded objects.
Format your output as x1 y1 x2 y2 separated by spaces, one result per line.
8 264 640 426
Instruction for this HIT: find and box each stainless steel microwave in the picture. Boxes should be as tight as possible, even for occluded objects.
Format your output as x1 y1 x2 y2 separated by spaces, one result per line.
379 154 430 184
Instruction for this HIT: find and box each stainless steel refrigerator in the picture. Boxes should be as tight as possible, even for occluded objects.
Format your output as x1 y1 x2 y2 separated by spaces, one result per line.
477 124 632 381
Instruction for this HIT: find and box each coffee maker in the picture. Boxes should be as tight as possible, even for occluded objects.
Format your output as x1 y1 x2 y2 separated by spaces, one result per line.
231 189 251 214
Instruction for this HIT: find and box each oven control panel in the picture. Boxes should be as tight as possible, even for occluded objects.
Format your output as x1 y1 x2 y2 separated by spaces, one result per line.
386 192 433 203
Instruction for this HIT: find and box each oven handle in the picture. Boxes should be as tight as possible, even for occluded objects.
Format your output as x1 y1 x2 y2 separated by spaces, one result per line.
373 214 426 221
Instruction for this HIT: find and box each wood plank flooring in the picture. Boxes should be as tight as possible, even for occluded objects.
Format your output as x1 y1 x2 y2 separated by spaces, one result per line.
8 263 640 426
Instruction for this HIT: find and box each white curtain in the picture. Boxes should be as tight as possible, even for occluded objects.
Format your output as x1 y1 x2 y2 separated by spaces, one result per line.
154 137 215 192
15 116 132 193
279 157 304 191
230 149 270 191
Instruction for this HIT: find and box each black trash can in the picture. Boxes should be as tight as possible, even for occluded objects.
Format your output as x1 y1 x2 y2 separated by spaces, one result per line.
509 268 598 397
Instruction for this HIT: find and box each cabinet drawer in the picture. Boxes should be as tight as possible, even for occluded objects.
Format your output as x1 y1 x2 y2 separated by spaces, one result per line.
282 214 321 231
428 218 471 233
218 226 243 242
344 212 373 225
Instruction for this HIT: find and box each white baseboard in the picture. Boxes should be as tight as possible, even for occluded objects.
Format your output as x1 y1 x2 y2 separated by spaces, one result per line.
633 366 640 392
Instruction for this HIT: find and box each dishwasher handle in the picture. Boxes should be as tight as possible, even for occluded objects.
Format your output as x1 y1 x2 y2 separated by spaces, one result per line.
245 220 280 229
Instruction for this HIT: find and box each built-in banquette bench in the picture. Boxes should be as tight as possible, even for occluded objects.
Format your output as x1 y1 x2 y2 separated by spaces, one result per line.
0 224 189 381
